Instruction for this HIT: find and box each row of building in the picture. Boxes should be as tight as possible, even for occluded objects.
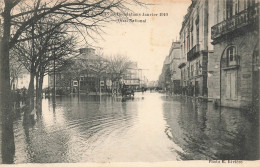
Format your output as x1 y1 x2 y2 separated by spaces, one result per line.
7 46 149 94
159 0 259 109
48 47 149 94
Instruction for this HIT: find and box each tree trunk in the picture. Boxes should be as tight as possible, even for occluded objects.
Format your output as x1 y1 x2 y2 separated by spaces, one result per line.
38 73 44 101
0 2 15 163
36 70 44 118
24 70 35 126
35 73 39 106
27 70 35 109
77 79 80 95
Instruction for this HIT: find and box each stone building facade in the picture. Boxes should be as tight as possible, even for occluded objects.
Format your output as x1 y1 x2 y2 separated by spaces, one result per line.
179 0 214 97
178 62 187 95
158 56 171 91
209 0 259 108
169 41 183 94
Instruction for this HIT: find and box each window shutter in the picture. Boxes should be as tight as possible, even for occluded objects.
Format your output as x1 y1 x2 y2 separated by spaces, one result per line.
226 73 231 99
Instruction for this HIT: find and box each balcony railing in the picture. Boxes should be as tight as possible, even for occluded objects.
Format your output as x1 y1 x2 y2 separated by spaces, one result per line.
187 44 200 61
211 4 259 40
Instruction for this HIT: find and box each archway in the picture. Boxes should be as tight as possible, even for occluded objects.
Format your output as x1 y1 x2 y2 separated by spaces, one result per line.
220 45 239 107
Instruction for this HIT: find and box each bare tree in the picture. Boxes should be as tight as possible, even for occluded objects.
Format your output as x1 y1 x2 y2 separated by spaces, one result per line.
107 54 131 93
0 0 145 163
12 23 77 122
108 54 131 82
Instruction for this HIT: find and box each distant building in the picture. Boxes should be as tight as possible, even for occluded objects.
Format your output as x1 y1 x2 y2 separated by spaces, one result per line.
158 56 171 91
147 80 158 88
123 62 140 90
178 62 187 95
209 0 259 108
16 72 30 90
179 0 214 97
76 48 109 93
168 41 183 94
48 47 109 94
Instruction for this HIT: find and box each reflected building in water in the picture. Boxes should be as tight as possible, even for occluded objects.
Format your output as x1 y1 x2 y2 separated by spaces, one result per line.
162 97 259 160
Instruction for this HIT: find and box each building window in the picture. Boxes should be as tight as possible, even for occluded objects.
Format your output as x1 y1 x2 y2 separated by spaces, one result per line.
226 0 233 19
247 0 256 8
196 61 199 75
191 64 194 77
226 46 238 66
196 26 199 45
191 32 194 48
183 69 185 80
187 34 190 51
188 66 190 78
234 0 239 14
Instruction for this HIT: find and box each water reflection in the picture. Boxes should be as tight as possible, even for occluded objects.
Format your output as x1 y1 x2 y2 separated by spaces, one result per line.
163 96 259 160
12 94 141 163
0 93 258 163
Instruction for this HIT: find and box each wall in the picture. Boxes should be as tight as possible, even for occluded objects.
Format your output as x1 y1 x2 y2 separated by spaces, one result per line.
209 30 258 108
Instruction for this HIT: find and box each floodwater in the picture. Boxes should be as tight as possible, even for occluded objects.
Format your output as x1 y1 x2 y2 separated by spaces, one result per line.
1 92 259 163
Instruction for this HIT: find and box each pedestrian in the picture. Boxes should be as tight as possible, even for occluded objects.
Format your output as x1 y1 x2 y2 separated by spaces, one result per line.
14 90 20 109
11 90 15 109
141 87 144 94
113 89 117 96
131 89 134 97
17 90 21 108
21 89 25 104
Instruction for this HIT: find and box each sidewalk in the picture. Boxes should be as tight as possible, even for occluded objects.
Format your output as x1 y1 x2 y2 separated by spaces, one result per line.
167 93 212 102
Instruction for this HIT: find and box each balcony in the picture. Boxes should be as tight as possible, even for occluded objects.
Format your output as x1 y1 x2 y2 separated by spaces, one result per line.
187 44 200 61
211 4 259 40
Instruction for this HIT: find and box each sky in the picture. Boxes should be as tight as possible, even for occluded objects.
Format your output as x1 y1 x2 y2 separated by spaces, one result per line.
97 0 191 81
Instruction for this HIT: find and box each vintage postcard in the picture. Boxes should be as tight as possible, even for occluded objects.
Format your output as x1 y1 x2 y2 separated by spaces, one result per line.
0 0 259 167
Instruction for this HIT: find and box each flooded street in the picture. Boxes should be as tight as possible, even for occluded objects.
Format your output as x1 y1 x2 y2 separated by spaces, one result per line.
4 92 259 163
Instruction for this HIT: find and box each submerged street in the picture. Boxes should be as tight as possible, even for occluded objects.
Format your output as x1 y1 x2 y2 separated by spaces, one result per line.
3 92 258 163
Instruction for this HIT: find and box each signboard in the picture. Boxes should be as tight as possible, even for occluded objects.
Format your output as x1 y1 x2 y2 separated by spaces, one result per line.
73 81 78 86
100 81 104 86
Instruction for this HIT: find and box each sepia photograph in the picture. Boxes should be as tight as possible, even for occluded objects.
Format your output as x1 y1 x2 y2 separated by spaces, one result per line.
0 0 259 166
